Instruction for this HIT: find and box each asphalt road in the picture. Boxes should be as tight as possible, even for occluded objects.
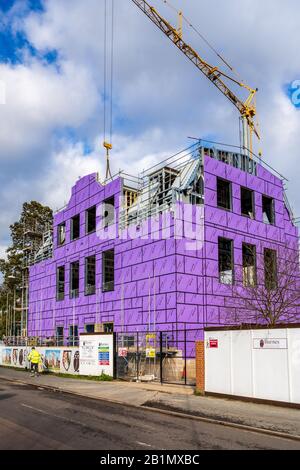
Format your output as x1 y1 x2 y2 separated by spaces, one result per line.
0 377 299 451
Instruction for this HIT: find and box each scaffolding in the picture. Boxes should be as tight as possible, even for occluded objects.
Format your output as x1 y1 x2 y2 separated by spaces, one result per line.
17 222 53 339
119 144 207 230
118 142 296 231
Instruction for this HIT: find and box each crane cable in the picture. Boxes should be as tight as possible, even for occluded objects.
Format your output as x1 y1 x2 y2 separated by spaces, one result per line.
103 0 107 144
161 0 244 84
103 0 115 179
110 0 115 144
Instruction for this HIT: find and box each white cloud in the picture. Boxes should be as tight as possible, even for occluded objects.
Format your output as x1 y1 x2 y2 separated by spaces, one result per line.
0 0 300 255
39 129 176 211
0 59 99 160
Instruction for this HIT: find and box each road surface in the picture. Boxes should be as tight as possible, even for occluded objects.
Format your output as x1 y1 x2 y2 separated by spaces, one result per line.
0 377 299 450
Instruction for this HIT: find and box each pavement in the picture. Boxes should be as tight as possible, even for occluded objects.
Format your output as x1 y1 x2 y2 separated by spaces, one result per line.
1 366 300 440
2 377 299 450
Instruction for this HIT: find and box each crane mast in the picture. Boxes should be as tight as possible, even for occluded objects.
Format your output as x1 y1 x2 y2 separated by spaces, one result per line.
130 0 260 155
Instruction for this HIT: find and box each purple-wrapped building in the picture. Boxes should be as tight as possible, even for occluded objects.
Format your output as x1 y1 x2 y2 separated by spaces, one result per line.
27 144 299 344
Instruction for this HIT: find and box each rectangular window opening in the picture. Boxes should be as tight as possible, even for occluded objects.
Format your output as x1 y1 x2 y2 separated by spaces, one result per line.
85 255 96 296
102 249 115 292
57 223 66 246
262 196 275 225
149 168 178 206
68 325 79 346
264 248 277 290
71 214 80 240
56 266 65 301
103 196 115 228
241 187 255 219
124 189 137 211
122 335 135 347
103 322 114 333
190 176 204 206
86 206 96 234
218 238 234 285
56 326 64 346
217 178 232 211
85 324 95 334
243 243 257 287
70 261 80 298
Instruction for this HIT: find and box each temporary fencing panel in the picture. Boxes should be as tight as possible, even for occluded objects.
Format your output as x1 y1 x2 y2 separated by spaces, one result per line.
205 327 300 404
115 329 203 385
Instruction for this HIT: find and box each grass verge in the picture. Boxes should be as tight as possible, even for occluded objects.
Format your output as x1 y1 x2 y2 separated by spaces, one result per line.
0 365 114 382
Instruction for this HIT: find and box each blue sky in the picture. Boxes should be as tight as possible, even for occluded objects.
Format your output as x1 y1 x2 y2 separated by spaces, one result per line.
0 0 299 264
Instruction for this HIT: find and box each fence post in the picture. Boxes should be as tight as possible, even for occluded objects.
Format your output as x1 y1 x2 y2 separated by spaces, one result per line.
184 328 187 385
136 331 139 382
160 332 163 384
113 332 117 380
195 340 205 395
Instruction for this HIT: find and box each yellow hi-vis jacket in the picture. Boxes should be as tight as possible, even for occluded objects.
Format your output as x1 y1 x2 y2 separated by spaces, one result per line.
28 349 41 364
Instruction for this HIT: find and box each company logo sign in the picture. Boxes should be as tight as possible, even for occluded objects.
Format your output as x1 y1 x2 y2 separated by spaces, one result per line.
290 80 300 108
206 338 219 349
253 338 288 350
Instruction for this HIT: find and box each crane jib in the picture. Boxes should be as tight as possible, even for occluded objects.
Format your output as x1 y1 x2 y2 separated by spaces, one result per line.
131 0 260 145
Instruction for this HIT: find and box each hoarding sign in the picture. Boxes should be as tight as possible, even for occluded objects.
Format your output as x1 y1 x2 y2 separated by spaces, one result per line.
146 347 156 358
80 334 114 377
253 338 288 350
98 343 110 366
207 339 218 349
118 347 128 358
80 340 96 366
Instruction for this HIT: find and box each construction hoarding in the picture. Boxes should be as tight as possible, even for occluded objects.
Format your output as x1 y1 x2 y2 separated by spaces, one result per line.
0 346 80 375
205 327 300 405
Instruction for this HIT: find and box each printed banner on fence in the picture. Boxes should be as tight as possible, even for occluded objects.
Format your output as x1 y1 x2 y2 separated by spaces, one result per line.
0 346 80 375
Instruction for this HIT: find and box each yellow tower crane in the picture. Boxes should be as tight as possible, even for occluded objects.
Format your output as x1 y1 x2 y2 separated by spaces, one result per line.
130 0 260 156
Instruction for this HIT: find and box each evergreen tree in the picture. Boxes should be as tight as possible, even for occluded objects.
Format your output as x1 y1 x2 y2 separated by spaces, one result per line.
0 201 53 338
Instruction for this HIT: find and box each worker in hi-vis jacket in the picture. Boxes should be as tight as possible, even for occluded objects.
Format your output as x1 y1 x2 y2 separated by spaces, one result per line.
27 347 41 377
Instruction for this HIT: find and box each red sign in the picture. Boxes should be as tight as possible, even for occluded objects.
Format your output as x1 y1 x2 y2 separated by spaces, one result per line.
209 339 218 348
118 347 128 358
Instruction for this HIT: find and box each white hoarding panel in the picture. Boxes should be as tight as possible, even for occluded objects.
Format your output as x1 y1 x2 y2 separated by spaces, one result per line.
288 329 300 404
79 334 114 377
205 331 231 394
205 328 300 405
252 329 289 403
231 330 253 398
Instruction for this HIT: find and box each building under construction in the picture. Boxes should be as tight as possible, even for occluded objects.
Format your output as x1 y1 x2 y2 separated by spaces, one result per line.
27 142 299 344
20 1 300 344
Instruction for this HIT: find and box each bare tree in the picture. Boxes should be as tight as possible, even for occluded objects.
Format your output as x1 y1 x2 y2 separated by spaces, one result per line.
224 243 300 328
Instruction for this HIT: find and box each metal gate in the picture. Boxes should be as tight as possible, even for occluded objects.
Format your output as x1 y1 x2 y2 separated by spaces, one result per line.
115 332 159 382
115 329 203 386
